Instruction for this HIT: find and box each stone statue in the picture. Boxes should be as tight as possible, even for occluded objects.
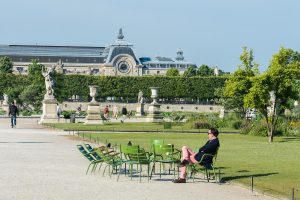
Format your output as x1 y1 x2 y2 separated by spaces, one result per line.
55 60 64 73
137 90 144 104
42 67 55 97
3 94 8 106
118 28 124 40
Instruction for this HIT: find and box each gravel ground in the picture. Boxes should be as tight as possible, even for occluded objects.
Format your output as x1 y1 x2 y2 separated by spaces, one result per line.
0 118 280 200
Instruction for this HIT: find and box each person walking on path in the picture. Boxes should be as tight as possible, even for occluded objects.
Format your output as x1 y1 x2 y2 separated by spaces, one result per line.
173 128 220 183
121 106 127 123
8 102 19 128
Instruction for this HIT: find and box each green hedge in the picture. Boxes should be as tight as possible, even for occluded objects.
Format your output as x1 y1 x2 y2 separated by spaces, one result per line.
0 74 227 103
53 75 227 101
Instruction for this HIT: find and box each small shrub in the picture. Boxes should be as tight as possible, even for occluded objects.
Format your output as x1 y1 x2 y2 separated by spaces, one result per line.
232 120 243 129
0 108 6 115
163 122 172 129
78 111 87 117
240 120 267 136
61 110 76 119
194 121 211 129
20 109 33 116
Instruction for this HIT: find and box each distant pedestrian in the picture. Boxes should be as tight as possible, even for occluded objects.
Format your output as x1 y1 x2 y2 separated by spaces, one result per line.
121 106 127 123
103 105 109 119
112 105 118 119
8 102 19 128
56 104 61 118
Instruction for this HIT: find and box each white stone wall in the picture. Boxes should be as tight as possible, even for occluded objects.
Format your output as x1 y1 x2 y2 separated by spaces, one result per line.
60 101 222 113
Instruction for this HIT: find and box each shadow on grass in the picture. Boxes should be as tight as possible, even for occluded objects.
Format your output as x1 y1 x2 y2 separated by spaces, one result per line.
278 137 300 143
220 172 278 183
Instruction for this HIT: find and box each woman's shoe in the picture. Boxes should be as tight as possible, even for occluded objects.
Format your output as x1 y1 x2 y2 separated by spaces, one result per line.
172 178 186 183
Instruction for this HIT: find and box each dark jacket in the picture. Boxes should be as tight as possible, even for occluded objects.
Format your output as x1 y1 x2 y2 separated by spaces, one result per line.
121 107 127 115
194 138 220 165
9 105 19 116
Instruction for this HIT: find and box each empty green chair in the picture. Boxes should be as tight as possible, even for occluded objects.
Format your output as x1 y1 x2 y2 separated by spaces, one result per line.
83 143 103 171
120 145 153 182
95 146 125 179
151 144 181 179
76 144 102 174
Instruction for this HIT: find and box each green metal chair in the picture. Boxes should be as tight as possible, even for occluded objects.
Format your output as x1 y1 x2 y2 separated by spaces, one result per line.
188 148 219 183
76 144 102 174
119 145 140 176
82 143 105 171
151 144 181 179
95 146 125 179
120 145 153 182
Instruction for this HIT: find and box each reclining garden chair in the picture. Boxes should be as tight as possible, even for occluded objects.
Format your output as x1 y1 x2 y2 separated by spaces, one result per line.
95 146 125 178
188 147 219 183
76 144 103 174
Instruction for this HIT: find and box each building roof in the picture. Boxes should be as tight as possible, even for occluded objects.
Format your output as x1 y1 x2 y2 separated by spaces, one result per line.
0 45 105 58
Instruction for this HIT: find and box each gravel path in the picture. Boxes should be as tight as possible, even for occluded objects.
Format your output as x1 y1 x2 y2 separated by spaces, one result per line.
0 118 279 200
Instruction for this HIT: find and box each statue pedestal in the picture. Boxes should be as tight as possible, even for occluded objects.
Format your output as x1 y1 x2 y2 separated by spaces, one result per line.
146 103 163 122
39 99 58 124
84 102 103 125
135 103 145 116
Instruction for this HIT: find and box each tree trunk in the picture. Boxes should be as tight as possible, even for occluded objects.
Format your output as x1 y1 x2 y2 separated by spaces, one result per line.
268 134 273 142
268 126 274 143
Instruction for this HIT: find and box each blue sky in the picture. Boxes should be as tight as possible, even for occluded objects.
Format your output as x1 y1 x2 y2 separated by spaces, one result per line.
0 0 299 72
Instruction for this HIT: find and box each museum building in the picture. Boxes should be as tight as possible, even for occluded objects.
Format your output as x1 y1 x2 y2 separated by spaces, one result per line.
0 29 196 76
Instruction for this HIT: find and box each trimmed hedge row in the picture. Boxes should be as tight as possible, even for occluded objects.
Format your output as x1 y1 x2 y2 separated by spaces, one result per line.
0 74 227 102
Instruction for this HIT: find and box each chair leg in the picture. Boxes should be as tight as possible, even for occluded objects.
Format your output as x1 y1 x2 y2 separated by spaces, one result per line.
147 164 150 182
92 163 98 173
103 165 108 177
86 163 93 174
139 164 142 183
117 165 121 182
130 164 133 180
98 162 103 172
159 162 162 179
206 169 209 182
150 163 155 180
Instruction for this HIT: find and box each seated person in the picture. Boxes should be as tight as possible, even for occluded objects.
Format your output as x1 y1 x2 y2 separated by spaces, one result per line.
103 105 109 119
173 128 220 183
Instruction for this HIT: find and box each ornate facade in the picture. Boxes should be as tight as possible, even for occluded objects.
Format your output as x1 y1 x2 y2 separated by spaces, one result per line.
0 29 196 76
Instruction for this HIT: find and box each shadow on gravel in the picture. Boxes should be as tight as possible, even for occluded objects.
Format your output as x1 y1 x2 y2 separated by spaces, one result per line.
0 142 52 144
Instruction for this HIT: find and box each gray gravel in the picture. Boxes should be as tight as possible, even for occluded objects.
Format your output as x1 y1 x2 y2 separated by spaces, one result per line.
0 118 279 200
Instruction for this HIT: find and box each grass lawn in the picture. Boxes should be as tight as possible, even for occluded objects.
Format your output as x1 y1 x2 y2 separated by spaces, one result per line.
50 122 300 198
47 122 238 133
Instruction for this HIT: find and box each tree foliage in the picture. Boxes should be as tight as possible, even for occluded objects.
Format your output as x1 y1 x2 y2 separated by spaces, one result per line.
182 66 197 78
166 68 179 76
197 65 214 76
244 47 300 142
0 56 13 74
223 47 258 116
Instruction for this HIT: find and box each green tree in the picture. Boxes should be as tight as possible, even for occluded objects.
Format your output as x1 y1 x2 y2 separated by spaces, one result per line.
244 48 300 142
166 68 179 76
182 66 197 78
24 60 46 110
197 64 214 76
19 84 44 111
28 59 44 82
0 56 13 74
223 47 258 117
